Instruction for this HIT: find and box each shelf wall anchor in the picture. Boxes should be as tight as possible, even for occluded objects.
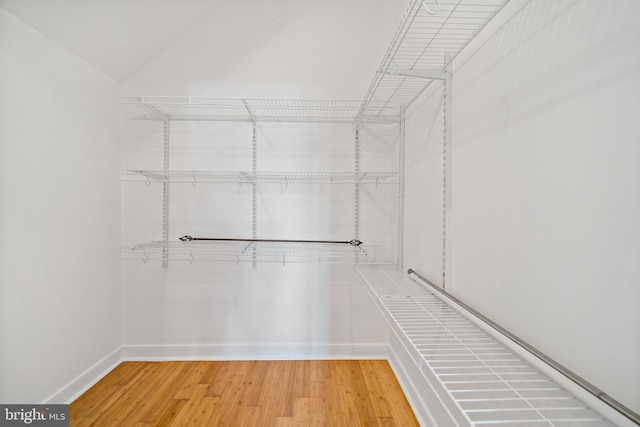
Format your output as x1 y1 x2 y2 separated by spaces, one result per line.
422 0 441 15
385 62 446 80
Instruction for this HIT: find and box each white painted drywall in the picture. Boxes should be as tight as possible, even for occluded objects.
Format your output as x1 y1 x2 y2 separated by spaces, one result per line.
404 0 640 414
0 0 230 82
119 1 404 357
122 0 407 98
404 86 445 283
121 262 388 360
0 7 121 403
120 119 394 355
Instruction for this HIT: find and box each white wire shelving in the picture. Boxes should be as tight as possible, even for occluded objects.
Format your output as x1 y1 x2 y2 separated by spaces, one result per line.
121 96 402 266
122 0 513 266
122 170 399 185
357 0 508 120
123 241 395 265
357 266 616 427
122 96 386 123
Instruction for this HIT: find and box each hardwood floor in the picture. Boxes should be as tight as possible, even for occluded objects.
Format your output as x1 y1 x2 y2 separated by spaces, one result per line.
70 360 419 426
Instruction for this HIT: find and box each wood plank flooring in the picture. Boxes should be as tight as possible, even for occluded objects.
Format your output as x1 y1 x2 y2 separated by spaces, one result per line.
70 360 419 426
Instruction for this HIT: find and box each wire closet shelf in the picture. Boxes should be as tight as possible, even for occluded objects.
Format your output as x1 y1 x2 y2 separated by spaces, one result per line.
121 96 401 266
357 266 617 427
123 241 396 265
357 0 508 120
122 170 399 185
122 96 388 123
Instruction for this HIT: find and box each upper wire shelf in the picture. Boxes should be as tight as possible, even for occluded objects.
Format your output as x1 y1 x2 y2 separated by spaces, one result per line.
123 240 396 265
122 170 399 185
122 96 387 123
357 0 508 120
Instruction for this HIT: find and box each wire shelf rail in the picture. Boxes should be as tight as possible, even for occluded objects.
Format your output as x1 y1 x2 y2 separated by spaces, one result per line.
123 241 396 265
122 170 399 185
357 0 508 120
357 266 617 427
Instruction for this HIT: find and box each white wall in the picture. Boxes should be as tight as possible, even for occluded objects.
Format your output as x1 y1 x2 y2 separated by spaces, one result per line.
404 85 445 281
121 263 388 360
120 119 394 356
0 7 121 403
405 0 640 414
119 0 405 358
123 0 407 98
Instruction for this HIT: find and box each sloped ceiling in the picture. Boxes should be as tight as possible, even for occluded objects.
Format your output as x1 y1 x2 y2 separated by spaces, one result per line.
0 0 407 95
0 0 231 82
120 0 407 98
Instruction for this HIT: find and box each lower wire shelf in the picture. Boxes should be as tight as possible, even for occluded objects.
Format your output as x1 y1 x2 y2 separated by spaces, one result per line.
356 266 616 427
122 240 396 265
122 170 399 185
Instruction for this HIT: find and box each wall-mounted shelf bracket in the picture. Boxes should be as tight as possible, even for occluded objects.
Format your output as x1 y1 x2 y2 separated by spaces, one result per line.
384 67 446 81
356 115 401 125
139 97 169 120
242 99 257 123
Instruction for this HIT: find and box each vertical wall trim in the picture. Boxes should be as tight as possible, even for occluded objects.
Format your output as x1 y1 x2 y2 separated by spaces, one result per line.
354 124 361 264
252 122 257 268
398 107 406 274
443 57 453 290
162 119 170 268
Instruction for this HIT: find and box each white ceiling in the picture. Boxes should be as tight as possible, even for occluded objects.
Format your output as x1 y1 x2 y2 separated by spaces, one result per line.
0 0 231 82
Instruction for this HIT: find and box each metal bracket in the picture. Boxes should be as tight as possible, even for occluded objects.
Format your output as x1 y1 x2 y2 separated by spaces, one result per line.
141 102 169 120
357 115 402 124
384 67 446 81
242 99 257 122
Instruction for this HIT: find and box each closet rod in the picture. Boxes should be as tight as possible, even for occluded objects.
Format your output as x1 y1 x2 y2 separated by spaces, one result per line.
407 268 640 426
180 236 363 246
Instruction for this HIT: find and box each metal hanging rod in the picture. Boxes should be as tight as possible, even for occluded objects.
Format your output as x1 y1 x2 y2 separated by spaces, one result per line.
406 268 640 427
179 235 363 246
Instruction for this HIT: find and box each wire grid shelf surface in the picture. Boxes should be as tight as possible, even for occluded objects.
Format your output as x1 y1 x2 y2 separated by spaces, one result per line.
123 241 396 265
356 266 615 427
358 0 508 119
121 96 376 122
122 170 399 185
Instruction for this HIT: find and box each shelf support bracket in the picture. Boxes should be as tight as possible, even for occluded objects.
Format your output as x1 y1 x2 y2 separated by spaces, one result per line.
242 99 257 122
357 115 401 124
384 67 446 81
140 101 169 120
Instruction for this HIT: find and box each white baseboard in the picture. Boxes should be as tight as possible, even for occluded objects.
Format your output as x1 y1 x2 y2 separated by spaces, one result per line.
44 347 123 404
121 343 388 361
